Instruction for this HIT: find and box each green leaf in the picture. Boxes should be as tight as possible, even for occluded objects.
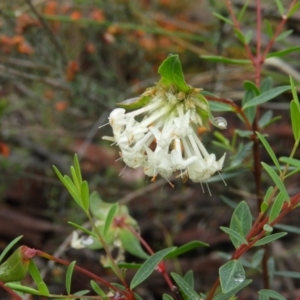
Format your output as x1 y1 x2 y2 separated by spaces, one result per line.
256 132 281 172
279 157 300 168
200 55 251 65
117 95 151 110
229 201 252 249
208 100 233 112
275 0 285 15
212 12 233 25
5 283 41 295
290 100 300 141
0 246 31 283
219 260 246 293
275 29 293 42
90 280 106 297
28 261 43 288
38 282 50 296
214 132 230 146
63 175 83 208
260 77 273 93
258 110 273 128
209 169 248 183
237 0 249 21
234 28 246 45
242 82 258 123
130 247 176 289
231 142 253 168
243 86 290 109
244 30 253 44
119 229 149 260
71 166 80 193
235 130 253 138
103 203 118 237
220 227 248 246
164 241 208 259
0 236 23 264
68 222 97 238
264 20 273 37
261 162 290 202
254 232 287 246
163 294 174 300
53 165 67 185
251 249 264 268
28 260 48 293
73 290 90 296
260 202 269 213
274 270 300 279
213 279 252 300
184 270 194 289
288 2 300 17
267 46 300 58
258 289 286 300
269 192 285 222
220 195 238 210
263 186 274 203
171 273 200 300
289 75 300 106
243 80 260 96
274 223 300 234
117 262 142 269
74 154 82 185
66 261 76 295
158 55 190 92
80 181 90 212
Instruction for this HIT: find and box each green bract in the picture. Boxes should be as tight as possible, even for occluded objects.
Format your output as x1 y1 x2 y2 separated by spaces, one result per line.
117 54 211 128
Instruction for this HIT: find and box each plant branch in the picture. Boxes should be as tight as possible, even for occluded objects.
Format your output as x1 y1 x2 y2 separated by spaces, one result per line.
205 95 252 129
225 0 255 64
262 0 298 60
23 0 68 66
85 212 129 290
36 250 121 294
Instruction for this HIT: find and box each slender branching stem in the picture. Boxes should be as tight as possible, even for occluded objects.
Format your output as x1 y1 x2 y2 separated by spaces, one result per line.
85 212 129 290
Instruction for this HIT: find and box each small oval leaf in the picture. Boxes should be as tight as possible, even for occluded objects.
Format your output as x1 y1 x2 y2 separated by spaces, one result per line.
130 247 176 289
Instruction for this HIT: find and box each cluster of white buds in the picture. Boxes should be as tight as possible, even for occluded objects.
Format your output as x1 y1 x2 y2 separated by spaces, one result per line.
103 83 226 186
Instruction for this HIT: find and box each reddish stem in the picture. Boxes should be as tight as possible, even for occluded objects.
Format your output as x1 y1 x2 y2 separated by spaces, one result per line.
225 0 255 64
0 281 22 300
122 223 175 292
36 250 127 296
262 0 298 60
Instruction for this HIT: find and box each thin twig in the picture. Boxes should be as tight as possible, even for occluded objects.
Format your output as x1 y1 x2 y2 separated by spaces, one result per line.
0 64 68 90
23 0 68 65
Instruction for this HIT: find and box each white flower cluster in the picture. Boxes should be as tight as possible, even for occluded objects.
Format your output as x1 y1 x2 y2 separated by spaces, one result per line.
103 87 226 184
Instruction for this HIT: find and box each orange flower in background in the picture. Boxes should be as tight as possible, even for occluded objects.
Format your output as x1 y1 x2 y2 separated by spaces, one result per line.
70 11 81 20
0 142 10 157
85 43 96 54
65 61 79 82
90 9 105 22
55 101 68 112
43 0 58 15
138 36 156 50
44 89 54 100
11 35 24 45
107 25 123 35
17 41 34 55
43 0 60 31
15 14 40 34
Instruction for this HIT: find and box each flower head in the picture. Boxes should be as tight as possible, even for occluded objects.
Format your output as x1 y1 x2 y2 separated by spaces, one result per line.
102 55 226 184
